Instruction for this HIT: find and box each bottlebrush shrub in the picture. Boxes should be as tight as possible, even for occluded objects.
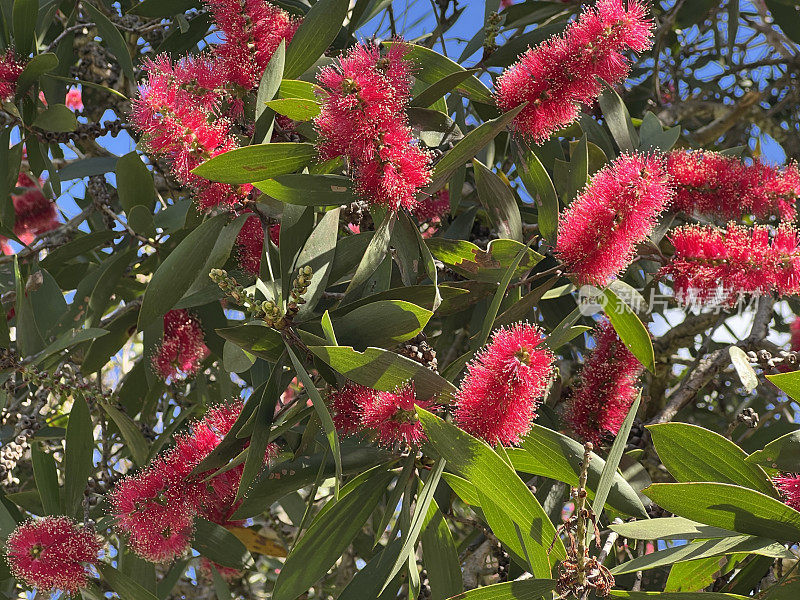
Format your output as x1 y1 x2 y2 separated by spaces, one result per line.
7 0 800 598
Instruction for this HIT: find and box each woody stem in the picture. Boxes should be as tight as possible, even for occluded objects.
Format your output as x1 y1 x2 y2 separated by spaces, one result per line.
575 442 593 588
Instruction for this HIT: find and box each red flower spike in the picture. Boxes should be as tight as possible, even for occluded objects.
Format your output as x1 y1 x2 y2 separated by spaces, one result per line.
12 174 60 245
205 0 298 89
661 222 800 306
775 473 800 511
329 382 377 436
0 48 24 100
455 323 555 446
5 517 100 593
151 309 210 381
315 41 432 211
666 150 800 221
496 0 653 142
236 214 265 275
556 153 673 286
360 384 432 447
565 320 643 445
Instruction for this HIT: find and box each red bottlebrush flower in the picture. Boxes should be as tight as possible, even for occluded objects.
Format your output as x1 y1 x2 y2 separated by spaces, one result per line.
236 214 264 275
269 223 281 246
775 473 800 511
315 42 432 211
12 174 60 244
65 87 83 111
496 0 653 142
0 48 23 100
200 557 242 582
329 382 377 435
131 53 251 211
564 320 643 445
414 189 450 224
5 517 100 593
151 309 210 381
0 237 11 255
110 456 201 563
556 153 672 286
791 317 800 352
360 384 432 447
661 222 800 306
206 0 298 89
455 323 555 446
666 150 800 221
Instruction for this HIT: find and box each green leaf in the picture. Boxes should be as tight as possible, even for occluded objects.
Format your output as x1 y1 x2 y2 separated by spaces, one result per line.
116 152 156 216
83 3 135 81
334 300 433 349
766 370 800 401
255 174 355 206
15 53 58 98
513 140 559 245
598 85 638 153
592 392 641 516
34 327 109 364
643 482 800 543
13 0 38 55
138 214 228 329
31 444 60 515
32 104 77 132
746 430 800 472
611 591 751 600
191 143 317 184
272 469 395 600
519 425 648 518
285 343 342 498
99 564 160 600
472 160 522 242
64 397 94 518
424 105 525 195
128 0 198 17
279 203 314 301
392 43 494 104
343 211 397 301
284 0 348 78
256 40 285 119
99 403 150 466
603 288 655 373
278 79 322 100
295 208 340 317
215 324 285 362
337 538 404 600
411 69 482 108
446 580 556 600
237 355 286 499
193 518 249 568
609 517 740 541
648 423 776 497
638 111 681 152
426 238 544 283
232 447 391 519
417 409 564 577
309 345 457 401
57 155 119 180
612 535 791 575
421 498 462 600
381 460 446 592
264 98 320 121
477 238 535 348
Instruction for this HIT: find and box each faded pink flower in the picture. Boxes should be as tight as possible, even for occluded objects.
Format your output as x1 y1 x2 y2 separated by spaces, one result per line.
666 150 800 221
65 87 83 111
455 323 555 446
5 517 100 593
315 42 432 211
496 0 653 142
565 320 643 445
556 153 672 286
360 384 432 447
